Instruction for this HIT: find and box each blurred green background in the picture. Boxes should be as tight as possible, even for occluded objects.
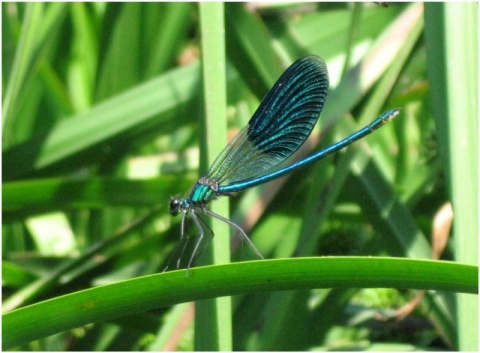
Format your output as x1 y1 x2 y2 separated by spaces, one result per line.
2 2 477 351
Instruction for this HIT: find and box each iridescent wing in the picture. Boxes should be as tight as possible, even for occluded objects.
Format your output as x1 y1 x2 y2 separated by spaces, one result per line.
206 56 328 187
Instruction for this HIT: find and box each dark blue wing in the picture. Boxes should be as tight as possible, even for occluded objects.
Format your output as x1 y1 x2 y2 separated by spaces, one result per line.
206 56 328 186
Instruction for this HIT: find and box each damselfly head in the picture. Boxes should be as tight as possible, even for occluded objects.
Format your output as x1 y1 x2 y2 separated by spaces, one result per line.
169 198 182 216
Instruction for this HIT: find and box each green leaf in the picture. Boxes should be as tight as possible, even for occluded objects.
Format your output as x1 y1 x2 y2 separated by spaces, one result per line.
3 258 477 350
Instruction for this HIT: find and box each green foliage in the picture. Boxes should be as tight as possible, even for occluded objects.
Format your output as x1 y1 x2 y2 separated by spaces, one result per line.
2 2 477 351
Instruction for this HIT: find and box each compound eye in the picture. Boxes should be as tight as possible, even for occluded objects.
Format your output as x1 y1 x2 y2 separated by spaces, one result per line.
169 198 181 216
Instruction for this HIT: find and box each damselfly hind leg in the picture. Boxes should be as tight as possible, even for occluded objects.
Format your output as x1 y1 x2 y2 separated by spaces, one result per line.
203 209 265 260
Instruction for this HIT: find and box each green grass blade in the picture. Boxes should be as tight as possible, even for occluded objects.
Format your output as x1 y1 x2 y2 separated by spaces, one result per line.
3 258 477 349
195 2 232 351
3 62 200 180
425 3 478 350
225 3 284 96
3 4 40 140
3 176 193 217
145 2 193 77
